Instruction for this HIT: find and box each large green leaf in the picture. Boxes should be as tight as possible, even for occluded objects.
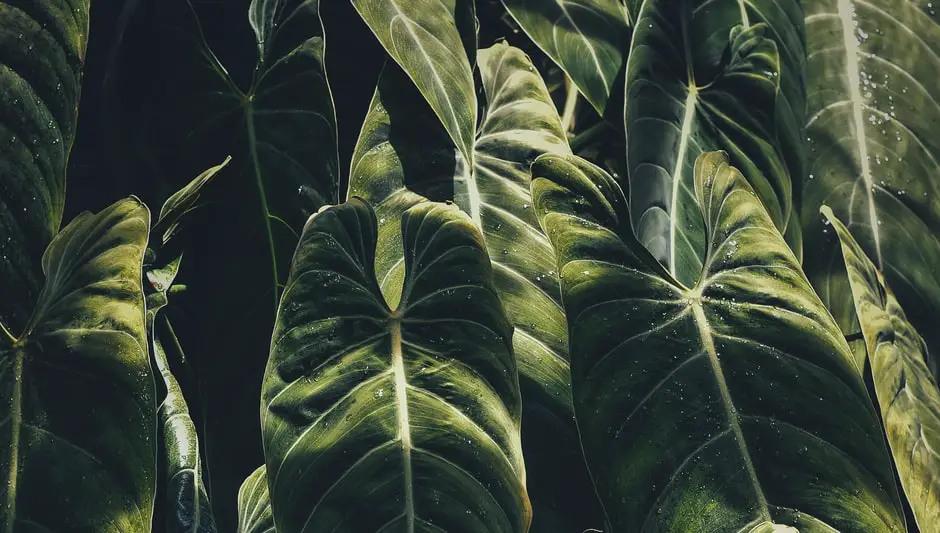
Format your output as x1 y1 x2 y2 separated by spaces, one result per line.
0 0 90 335
499 0 631 116
0 198 155 531
531 151 905 531
261 199 529 532
349 43 601 529
237 466 274 533
351 0 477 164
824 206 940 531
802 0 940 377
625 0 804 287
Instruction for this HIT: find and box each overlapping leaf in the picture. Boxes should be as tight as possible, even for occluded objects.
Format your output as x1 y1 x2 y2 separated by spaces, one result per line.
625 0 804 286
352 0 477 164
500 0 631 117
531 151 905 531
349 42 601 529
237 466 274 533
803 0 940 376
261 199 529 532
0 198 155 531
0 0 90 334
824 207 940 531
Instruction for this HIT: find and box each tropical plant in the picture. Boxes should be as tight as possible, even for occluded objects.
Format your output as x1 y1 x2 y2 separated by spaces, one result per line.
1 0 939 532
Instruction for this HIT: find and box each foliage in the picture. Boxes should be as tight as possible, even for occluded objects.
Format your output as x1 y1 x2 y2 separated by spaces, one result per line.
1 0 939 531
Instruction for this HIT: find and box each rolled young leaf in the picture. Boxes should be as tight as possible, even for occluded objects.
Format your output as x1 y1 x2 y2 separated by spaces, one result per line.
802 0 940 378
823 206 940 531
531 151 905 531
237 466 274 533
625 0 804 286
351 0 477 165
0 0 90 335
0 198 155 531
349 43 602 529
500 0 631 117
261 199 529 532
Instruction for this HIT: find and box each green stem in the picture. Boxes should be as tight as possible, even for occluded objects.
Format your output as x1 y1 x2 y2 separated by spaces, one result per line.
560 75 579 132
0 320 15 344
569 121 612 153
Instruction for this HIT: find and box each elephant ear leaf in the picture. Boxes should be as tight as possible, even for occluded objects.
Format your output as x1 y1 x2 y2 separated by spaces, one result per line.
823 206 940 531
499 0 631 116
626 1 803 286
237 466 274 533
0 0 90 334
351 0 477 164
0 198 155 532
531 151 905 531
261 199 529 532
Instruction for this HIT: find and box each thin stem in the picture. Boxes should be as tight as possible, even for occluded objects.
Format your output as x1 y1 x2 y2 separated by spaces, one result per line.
0 320 15 344
560 74 579 133
569 121 612 153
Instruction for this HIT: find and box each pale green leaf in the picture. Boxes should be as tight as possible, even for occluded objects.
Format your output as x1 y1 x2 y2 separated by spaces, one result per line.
237 466 274 533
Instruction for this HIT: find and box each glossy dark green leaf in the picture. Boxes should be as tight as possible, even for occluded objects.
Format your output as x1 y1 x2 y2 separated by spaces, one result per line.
351 0 477 164
500 0 631 116
348 43 601 529
237 466 274 533
0 0 90 335
824 206 940 531
0 198 155 531
802 0 940 377
261 199 529 532
625 0 805 286
153 316 216 533
531 151 905 531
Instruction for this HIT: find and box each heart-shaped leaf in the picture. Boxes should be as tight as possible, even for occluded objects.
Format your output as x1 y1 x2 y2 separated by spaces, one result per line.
500 0 631 116
0 0 90 334
802 0 940 377
531 151 905 531
261 199 529 532
0 198 155 531
348 43 601 529
824 206 940 531
625 0 805 286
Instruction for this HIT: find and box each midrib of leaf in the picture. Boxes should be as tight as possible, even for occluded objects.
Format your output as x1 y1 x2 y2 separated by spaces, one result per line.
3 346 24 533
554 0 610 93
390 317 415 532
671 87 699 278
244 104 281 307
689 293 771 522
836 0 882 267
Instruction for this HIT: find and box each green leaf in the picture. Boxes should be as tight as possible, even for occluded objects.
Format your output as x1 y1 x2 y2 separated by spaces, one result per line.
351 0 477 165
625 1 804 286
237 466 274 533
349 43 602 529
802 0 940 378
261 199 529 532
499 0 631 116
531 151 906 531
0 0 90 335
823 206 940 532
153 315 217 533
152 155 231 247
0 198 155 531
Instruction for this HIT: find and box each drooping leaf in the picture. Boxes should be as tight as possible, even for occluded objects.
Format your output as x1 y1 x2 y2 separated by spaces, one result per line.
0 0 90 335
261 199 529 532
351 0 477 164
0 198 155 531
823 206 940 531
348 43 602 529
153 315 217 533
625 0 805 286
531 151 905 531
499 0 631 116
152 155 231 247
802 0 940 377
237 466 274 533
